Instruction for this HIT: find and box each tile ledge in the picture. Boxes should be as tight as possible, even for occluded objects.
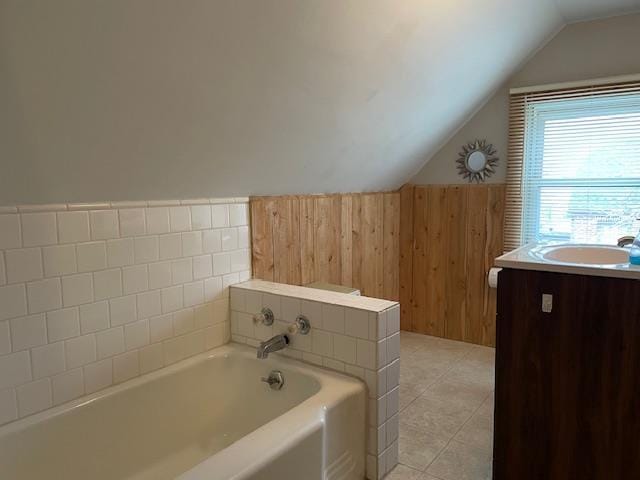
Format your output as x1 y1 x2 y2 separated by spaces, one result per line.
0 198 248 213
231 279 398 312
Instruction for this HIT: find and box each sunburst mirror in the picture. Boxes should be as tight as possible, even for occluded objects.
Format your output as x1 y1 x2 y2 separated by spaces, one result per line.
456 139 499 183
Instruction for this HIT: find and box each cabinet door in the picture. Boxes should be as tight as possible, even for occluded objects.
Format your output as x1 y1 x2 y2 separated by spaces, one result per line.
493 268 640 480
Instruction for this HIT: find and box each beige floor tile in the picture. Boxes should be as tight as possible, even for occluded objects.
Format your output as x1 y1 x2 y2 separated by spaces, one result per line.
444 359 495 389
465 344 495 360
400 332 431 354
399 383 427 411
399 422 448 471
411 340 473 362
400 331 451 354
397 332 496 480
400 395 474 439
402 330 469 351
426 440 493 480
474 393 494 419
386 464 439 480
403 355 458 375
400 363 445 392
420 377 491 413
454 411 494 452
401 348 462 380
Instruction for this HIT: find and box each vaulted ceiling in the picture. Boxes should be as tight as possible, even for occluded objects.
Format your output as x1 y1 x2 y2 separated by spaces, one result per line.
556 0 640 22
1 1 638 204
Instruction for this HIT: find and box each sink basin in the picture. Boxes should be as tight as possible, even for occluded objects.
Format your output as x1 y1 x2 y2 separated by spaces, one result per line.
538 244 629 266
496 242 640 280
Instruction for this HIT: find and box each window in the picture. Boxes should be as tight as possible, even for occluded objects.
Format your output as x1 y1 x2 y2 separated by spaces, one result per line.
505 79 640 250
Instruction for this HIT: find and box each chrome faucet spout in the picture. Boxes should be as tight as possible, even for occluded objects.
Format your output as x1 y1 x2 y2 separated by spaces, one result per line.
256 334 289 359
618 236 635 247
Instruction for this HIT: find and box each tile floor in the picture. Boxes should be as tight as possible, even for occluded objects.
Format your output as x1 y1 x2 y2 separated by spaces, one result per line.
386 331 495 480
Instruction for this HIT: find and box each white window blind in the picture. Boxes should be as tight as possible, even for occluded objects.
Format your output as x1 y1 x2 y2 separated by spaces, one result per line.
505 79 640 250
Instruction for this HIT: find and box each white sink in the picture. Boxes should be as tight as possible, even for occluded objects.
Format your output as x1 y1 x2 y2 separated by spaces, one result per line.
536 244 628 266
496 242 640 281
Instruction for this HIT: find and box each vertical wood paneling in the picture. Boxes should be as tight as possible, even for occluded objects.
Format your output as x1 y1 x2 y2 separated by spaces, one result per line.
250 192 399 301
272 197 301 285
383 193 400 301
299 197 315 285
250 199 275 282
401 184 506 347
424 187 447 337
351 195 363 294
465 187 490 345
444 186 468 341
340 196 353 288
251 185 505 347
399 185 415 331
360 194 384 298
411 187 429 334
484 185 505 345
314 196 342 284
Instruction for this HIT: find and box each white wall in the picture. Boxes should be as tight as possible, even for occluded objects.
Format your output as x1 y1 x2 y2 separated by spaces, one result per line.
0 198 250 425
0 0 562 204
412 13 640 185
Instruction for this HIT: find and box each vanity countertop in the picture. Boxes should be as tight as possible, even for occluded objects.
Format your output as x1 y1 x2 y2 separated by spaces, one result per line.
495 242 640 280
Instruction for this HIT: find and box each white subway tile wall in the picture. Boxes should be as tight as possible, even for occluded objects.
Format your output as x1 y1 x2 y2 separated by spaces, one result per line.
0 198 250 426
229 280 400 480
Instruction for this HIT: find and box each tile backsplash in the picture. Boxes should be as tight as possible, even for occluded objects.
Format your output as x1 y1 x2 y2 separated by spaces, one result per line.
229 280 400 480
0 198 250 426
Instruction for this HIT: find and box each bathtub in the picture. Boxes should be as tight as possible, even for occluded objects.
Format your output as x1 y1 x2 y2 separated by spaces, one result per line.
0 343 366 480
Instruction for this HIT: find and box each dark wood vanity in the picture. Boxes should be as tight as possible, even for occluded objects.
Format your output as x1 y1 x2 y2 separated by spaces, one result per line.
493 268 640 479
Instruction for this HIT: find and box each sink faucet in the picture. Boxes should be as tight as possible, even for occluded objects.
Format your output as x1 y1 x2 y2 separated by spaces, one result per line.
257 334 289 359
617 236 635 247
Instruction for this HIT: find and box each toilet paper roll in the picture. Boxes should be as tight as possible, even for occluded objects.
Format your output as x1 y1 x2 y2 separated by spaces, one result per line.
488 267 502 288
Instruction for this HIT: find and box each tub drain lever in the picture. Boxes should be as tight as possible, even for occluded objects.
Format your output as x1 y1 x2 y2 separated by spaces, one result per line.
261 370 284 390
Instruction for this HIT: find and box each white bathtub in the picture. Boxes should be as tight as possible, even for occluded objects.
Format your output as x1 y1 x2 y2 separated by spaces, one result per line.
0 343 366 480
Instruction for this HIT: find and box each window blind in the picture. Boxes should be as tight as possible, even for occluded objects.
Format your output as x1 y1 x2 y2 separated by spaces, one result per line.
505 79 640 251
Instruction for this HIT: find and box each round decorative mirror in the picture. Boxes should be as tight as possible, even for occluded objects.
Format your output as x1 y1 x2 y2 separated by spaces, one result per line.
456 139 499 183
466 151 487 172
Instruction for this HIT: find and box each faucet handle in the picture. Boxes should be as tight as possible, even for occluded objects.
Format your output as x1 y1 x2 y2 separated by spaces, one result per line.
253 308 274 326
287 315 311 335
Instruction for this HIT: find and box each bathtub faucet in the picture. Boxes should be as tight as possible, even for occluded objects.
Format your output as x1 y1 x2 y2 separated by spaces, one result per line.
257 334 290 359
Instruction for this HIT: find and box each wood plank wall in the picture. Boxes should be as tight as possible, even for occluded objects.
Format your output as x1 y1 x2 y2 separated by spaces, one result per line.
250 185 505 347
250 193 400 300
400 184 506 347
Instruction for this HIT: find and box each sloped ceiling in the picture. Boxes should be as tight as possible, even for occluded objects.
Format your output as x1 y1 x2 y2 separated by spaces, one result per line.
0 0 623 204
556 0 640 22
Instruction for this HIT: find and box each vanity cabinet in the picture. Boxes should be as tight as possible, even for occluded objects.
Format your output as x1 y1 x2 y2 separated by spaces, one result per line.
493 268 640 480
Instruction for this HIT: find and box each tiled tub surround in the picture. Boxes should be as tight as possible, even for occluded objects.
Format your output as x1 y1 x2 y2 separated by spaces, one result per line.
0 198 251 426
230 280 401 480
